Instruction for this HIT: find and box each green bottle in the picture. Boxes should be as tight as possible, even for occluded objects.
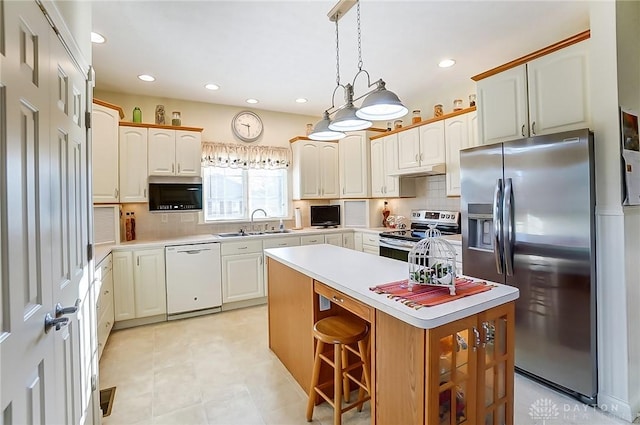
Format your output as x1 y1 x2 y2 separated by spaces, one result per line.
132 107 142 123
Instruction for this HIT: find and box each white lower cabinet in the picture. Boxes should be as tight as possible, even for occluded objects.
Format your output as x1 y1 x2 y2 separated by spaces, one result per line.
354 232 363 251
342 232 355 250
112 248 166 323
222 240 264 303
324 233 343 247
95 254 114 359
361 233 380 255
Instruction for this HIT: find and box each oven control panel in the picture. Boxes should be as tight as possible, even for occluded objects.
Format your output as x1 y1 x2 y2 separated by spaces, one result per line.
411 210 459 225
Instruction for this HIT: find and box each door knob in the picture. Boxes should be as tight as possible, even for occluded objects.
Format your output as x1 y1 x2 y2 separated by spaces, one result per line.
44 313 69 333
55 299 80 317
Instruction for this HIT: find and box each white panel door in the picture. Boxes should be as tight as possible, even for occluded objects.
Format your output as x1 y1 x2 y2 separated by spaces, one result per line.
175 130 202 176
133 249 167 318
445 114 470 196
91 103 120 203
1 3 90 424
148 128 176 175
222 253 264 302
325 234 343 247
419 120 446 166
319 143 340 198
397 127 420 169
119 126 148 202
370 137 385 197
477 65 528 145
112 251 136 321
527 40 591 136
339 133 369 198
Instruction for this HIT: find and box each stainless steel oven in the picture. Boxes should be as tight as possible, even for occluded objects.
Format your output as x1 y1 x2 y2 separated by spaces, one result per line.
379 210 460 262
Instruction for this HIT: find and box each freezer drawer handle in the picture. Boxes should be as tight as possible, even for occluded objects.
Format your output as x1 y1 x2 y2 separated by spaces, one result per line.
503 178 515 276
493 178 504 275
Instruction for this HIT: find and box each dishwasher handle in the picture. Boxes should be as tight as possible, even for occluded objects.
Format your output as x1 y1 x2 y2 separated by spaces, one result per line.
179 249 211 255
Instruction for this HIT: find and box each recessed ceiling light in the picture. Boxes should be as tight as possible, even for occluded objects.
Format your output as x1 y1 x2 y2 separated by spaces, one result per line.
91 32 106 44
246 98 259 104
295 98 308 104
438 59 456 68
138 74 155 82
205 83 220 91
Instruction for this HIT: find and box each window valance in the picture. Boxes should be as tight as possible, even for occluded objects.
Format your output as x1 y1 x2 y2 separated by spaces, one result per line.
201 142 290 169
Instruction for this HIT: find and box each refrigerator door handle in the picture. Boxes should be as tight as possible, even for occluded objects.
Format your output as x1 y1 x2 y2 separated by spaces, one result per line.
503 178 515 276
493 178 504 275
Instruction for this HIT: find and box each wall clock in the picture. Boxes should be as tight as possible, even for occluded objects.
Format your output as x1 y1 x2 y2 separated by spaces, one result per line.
231 110 263 142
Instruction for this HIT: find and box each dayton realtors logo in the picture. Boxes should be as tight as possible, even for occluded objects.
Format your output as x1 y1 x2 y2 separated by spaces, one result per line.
529 398 560 424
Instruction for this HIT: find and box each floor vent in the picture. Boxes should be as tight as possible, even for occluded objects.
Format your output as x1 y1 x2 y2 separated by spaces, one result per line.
100 386 116 417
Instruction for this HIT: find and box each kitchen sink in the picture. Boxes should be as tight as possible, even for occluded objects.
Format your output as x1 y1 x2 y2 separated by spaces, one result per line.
216 232 250 237
265 229 293 234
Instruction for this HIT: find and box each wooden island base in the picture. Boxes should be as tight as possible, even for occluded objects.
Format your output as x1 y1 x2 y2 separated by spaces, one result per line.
267 256 515 425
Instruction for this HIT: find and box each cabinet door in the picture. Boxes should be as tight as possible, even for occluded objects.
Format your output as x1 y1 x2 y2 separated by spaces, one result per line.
92 103 120 203
370 137 386 197
445 114 470 197
222 253 264 303
175 130 202 176
354 232 363 251
383 134 401 197
295 142 321 199
133 248 167 318
419 120 446 166
397 127 420 169
468 110 479 148
319 143 340 198
342 232 355 250
425 315 478 425
339 133 370 198
325 233 343 247
148 128 176 176
527 40 590 136
112 251 135 321
477 65 528 145
476 302 515 425
300 235 325 245
119 126 148 203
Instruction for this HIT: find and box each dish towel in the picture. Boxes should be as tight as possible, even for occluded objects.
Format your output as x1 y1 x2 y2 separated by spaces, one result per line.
369 277 494 309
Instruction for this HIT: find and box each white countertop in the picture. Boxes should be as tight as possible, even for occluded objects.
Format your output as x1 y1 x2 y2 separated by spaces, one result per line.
264 244 518 329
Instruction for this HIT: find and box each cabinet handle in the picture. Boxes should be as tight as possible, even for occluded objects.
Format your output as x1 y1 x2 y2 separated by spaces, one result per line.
415 154 419 162
420 153 424 161
114 188 119 198
137 257 139 266
531 121 536 135
331 295 344 303
521 124 525 137
172 163 175 173
144 188 147 198
472 327 481 352
342 188 345 195
178 163 181 173
278 243 287 246
238 246 248 250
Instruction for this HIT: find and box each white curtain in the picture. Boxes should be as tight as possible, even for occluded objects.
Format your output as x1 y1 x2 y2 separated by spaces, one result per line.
201 142 290 169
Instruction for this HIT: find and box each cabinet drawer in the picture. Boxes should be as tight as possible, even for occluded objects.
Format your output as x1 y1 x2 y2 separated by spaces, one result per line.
263 236 301 249
314 281 373 322
221 239 263 255
362 233 379 245
300 235 325 245
94 255 112 281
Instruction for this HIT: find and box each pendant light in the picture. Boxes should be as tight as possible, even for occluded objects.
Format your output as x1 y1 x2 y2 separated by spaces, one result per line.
328 84 372 131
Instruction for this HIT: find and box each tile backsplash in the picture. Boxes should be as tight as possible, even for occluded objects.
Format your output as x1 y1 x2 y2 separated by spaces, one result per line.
115 175 459 241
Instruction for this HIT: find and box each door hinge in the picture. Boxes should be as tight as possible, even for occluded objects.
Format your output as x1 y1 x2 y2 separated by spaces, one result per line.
87 243 93 262
91 374 97 392
85 111 91 129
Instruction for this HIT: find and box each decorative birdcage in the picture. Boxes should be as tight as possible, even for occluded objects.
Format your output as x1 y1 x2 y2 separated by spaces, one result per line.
408 227 457 295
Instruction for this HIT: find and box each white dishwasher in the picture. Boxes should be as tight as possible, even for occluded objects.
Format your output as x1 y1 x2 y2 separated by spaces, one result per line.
165 242 222 319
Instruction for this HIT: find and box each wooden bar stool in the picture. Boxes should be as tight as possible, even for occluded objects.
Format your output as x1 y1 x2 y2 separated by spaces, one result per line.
306 315 371 425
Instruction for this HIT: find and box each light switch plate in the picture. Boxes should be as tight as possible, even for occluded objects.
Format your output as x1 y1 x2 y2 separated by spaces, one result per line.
319 295 331 311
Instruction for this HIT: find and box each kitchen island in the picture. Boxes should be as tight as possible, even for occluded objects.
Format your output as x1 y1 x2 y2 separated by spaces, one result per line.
264 244 519 425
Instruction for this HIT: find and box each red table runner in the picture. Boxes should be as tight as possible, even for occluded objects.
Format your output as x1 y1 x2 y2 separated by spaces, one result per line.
369 277 494 309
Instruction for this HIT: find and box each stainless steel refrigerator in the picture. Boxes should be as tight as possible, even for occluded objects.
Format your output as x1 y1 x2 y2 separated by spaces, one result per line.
460 128 597 403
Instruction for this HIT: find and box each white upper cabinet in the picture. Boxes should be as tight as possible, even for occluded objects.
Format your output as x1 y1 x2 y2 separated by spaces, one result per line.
119 126 148 203
396 121 446 174
419 120 446 165
477 39 590 145
92 103 120 203
397 127 421 170
527 40 590 136
148 128 202 177
292 140 339 199
339 132 370 198
370 133 415 198
445 112 479 196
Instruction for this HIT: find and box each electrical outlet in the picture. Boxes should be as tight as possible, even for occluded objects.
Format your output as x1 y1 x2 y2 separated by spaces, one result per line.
319 295 331 311
161 214 168 223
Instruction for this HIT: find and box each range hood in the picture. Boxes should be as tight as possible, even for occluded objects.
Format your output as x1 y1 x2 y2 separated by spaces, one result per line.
387 163 446 177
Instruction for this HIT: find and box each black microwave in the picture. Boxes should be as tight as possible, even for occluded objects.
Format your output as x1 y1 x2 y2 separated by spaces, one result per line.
148 176 203 211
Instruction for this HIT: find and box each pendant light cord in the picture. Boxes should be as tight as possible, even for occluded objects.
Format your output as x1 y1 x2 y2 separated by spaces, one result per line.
335 15 341 87
356 0 363 71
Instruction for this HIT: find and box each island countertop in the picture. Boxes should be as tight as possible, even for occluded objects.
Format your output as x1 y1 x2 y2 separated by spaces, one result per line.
264 244 519 329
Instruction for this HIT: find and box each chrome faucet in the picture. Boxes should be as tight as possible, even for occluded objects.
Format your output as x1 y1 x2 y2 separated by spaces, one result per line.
250 208 267 232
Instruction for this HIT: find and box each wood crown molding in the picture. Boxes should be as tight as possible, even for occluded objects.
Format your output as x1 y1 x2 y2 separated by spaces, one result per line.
93 98 125 119
119 121 204 132
471 29 590 82
369 107 476 140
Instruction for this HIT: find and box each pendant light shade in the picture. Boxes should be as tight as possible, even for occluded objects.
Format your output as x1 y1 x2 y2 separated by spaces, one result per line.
355 81 409 121
328 102 373 131
308 111 346 141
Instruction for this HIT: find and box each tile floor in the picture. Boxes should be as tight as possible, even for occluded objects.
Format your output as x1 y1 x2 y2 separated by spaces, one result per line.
99 305 632 425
